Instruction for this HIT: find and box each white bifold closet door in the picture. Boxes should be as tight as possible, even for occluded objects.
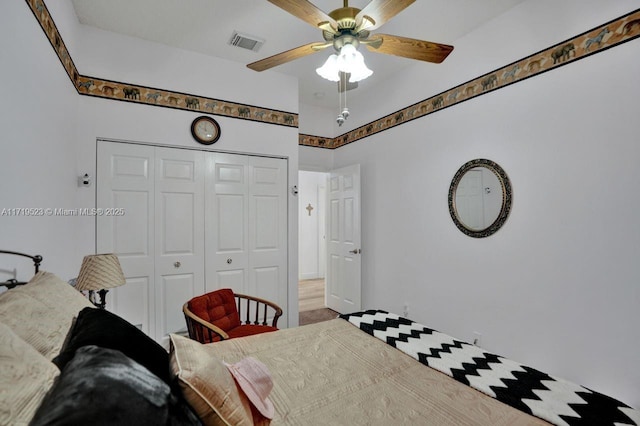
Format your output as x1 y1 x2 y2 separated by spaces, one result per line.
205 153 288 325
97 141 287 342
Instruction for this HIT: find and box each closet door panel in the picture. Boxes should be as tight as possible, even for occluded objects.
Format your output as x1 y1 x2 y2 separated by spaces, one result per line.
154 147 205 339
248 156 288 322
112 277 149 331
97 142 155 336
217 194 245 252
206 153 249 293
216 269 245 294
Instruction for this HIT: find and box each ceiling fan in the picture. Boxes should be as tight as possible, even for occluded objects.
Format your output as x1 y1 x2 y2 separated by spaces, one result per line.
247 0 454 81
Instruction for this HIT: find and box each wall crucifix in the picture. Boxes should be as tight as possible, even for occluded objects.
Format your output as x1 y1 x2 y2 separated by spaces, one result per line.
306 203 314 216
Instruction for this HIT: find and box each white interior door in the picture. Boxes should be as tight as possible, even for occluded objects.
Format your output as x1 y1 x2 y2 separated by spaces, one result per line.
97 142 155 335
326 164 361 314
206 153 249 294
456 169 484 229
154 147 204 339
317 182 327 279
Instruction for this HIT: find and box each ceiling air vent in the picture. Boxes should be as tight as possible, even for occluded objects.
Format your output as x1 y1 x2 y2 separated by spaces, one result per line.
229 31 265 52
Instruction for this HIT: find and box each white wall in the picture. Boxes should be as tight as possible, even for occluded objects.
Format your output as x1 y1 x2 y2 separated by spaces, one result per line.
66 20 297 114
299 145 333 171
298 103 335 137
0 2 80 281
339 0 640 134
1 1 302 326
73 97 301 326
66 21 302 325
333 21 640 409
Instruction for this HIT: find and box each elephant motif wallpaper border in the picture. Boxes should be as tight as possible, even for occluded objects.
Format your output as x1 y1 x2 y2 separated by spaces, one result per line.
24 1 639 149
316 8 640 149
25 0 299 128
73 75 298 127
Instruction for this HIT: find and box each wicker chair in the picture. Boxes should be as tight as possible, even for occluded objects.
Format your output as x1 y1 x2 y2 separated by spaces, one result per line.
183 288 283 343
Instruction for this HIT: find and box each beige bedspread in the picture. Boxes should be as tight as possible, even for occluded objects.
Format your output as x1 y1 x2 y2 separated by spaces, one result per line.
207 318 550 425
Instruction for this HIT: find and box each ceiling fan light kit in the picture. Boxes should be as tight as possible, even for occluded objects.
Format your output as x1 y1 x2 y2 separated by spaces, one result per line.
316 40 373 83
249 0 454 121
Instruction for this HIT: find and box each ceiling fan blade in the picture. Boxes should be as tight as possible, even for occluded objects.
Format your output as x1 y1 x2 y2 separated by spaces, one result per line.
355 0 415 31
365 34 454 64
268 0 337 31
247 41 331 72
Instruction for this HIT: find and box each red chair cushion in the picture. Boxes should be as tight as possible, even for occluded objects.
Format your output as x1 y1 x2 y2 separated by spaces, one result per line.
187 288 240 332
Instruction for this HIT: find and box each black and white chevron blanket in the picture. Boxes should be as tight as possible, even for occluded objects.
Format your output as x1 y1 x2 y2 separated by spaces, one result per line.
341 310 639 426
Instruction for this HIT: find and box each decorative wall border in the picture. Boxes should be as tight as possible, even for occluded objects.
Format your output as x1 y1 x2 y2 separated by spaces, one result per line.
25 0 299 128
299 8 640 149
299 134 334 150
27 0 79 87
74 75 298 127
24 1 639 148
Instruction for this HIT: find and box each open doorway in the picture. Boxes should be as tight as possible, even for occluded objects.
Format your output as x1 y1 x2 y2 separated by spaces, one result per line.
298 170 328 317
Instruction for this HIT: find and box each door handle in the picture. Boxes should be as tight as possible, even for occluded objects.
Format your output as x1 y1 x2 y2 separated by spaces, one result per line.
349 249 361 254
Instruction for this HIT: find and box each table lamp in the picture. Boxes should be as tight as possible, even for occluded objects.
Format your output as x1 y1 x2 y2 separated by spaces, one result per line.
75 253 125 309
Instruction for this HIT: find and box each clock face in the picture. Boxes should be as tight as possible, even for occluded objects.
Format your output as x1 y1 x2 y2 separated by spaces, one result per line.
191 116 220 145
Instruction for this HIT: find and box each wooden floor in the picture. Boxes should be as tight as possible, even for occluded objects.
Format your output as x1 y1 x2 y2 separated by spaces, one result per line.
299 278 325 312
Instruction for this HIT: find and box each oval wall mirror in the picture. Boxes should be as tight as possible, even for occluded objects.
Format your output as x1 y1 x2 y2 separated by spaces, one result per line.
448 159 512 238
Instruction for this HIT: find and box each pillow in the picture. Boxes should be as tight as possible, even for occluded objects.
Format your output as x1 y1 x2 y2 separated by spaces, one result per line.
53 307 171 384
0 323 60 425
30 345 200 426
0 271 94 359
169 334 254 426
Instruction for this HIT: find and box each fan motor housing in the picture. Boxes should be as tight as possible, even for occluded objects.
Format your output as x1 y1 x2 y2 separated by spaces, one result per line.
329 7 361 31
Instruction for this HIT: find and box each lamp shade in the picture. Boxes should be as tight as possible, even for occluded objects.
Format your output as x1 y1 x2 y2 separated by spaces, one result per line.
75 254 126 292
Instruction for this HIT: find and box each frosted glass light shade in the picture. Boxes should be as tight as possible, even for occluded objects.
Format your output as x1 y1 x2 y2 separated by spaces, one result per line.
347 50 373 82
336 43 357 72
316 54 340 82
316 43 373 83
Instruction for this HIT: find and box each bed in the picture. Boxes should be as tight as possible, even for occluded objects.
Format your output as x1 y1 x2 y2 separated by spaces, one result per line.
0 251 638 425
175 311 639 426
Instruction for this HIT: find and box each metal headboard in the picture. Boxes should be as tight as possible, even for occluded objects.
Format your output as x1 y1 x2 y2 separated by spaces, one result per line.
0 250 43 289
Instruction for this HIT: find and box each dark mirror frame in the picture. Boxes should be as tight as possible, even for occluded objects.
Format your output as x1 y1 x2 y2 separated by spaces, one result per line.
448 158 512 238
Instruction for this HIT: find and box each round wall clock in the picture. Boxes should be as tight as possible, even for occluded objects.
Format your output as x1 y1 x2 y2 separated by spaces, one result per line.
190 116 221 145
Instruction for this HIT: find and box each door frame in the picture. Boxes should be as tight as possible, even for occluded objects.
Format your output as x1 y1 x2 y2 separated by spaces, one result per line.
297 164 362 315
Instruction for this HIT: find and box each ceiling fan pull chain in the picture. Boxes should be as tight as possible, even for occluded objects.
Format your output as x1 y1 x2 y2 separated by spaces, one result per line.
342 83 349 120
337 76 347 126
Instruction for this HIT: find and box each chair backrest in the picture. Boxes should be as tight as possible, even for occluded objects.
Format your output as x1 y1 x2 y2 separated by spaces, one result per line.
186 288 240 332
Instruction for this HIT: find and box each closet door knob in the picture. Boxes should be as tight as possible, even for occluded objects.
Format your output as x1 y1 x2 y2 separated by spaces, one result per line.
174 261 181 268
227 258 233 264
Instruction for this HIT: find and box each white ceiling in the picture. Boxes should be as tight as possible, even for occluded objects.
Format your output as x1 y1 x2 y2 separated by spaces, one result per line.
70 0 527 109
